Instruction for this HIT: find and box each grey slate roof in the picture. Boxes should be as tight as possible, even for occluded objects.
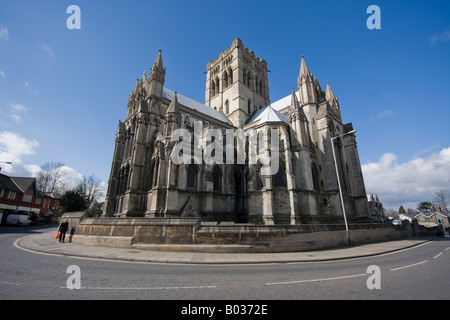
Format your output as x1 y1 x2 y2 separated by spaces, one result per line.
162 87 231 125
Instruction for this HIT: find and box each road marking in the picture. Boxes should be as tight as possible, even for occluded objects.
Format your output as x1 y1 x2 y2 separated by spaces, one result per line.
60 285 217 290
445 247 450 252
266 273 367 286
0 280 21 286
433 252 443 259
389 260 428 271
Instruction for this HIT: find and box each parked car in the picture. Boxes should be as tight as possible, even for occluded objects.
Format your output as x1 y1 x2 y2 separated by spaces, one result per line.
0 213 31 226
392 219 402 226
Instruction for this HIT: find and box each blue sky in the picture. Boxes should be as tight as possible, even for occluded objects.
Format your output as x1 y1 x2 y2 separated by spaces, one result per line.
0 0 449 210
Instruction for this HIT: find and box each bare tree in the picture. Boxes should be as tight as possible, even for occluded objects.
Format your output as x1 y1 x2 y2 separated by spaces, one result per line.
36 162 68 193
73 174 104 208
434 190 448 211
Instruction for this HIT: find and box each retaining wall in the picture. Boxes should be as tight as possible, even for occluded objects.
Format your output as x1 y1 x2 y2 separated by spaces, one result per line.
61 212 412 253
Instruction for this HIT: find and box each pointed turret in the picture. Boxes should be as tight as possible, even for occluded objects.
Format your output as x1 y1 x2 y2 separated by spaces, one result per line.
164 92 181 136
153 49 163 71
148 49 166 97
299 55 312 80
166 91 180 114
326 81 336 102
326 81 341 119
290 86 301 111
297 55 316 105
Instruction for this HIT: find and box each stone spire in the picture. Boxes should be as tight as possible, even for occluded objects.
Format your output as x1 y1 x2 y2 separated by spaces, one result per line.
299 55 312 80
164 92 181 136
326 81 341 118
297 56 316 105
148 50 166 97
166 92 180 114
153 49 163 71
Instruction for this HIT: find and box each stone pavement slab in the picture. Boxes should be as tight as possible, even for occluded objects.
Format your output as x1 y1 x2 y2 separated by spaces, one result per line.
15 229 433 264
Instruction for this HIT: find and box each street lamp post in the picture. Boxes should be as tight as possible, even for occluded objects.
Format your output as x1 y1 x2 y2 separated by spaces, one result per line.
331 130 355 246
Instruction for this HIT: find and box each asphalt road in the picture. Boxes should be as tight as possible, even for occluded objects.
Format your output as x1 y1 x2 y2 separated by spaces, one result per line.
1 226 449 304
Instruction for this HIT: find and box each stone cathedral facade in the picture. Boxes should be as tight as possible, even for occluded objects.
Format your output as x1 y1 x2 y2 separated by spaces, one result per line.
103 38 369 224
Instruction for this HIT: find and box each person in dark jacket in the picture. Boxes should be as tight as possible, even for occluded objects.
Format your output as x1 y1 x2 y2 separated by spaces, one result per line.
59 219 69 243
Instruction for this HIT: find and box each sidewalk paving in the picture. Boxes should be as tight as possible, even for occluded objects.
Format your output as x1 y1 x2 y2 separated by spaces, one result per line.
15 229 433 264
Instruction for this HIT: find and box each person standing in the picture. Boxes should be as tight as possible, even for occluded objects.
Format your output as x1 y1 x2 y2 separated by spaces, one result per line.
59 219 69 243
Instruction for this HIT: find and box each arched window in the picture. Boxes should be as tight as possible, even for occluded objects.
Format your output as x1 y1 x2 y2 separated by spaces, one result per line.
312 163 319 191
273 159 287 188
186 162 198 189
212 166 221 192
225 100 229 114
247 99 251 114
228 67 233 86
215 78 219 94
223 70 228 88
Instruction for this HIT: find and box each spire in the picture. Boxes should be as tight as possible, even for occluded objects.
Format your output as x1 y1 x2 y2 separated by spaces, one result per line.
148 50 166 97
166 92 180 115
326 81 339 109
130 78 139 96
153 49 163 71
326 81 336 101
290 86 301 110
141 70 147 84
164 92 181 136
299 55 312 79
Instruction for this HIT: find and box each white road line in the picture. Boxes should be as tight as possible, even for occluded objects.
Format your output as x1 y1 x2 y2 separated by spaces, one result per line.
0 280 21 286
445 247 450 252
433 252 443 259
60 285 217 290
389 260 428 271
266 273 367 286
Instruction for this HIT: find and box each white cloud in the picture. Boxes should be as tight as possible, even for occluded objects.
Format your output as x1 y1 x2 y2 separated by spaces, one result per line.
0 27 9 41
0 131 88 193
0 70 5 78
369 110 394 123
24 81 39 95
6 104 27 123
429 26 450 45
41 44 55 58
362 146 450 210
10 103 26 112
10 114 21 123
0 131 39 176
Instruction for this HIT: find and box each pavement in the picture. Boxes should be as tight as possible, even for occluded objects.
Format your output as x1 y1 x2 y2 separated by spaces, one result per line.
12 227 435 264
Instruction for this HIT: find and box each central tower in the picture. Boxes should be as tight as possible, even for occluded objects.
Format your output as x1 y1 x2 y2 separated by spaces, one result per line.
205 38 270 128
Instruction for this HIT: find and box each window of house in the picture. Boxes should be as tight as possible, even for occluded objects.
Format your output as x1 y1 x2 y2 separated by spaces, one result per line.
7 191 16 200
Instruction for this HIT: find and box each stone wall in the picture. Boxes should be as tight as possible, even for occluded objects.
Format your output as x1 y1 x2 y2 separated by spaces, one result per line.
61 212 412 253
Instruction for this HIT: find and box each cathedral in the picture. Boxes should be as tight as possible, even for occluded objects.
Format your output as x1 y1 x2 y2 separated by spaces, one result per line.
103 38 369 225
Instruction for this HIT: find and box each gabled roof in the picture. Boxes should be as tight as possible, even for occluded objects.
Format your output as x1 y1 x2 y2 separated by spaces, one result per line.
270 90 301 112
0 174 37 196
162 87 231 125
0 173 22 193
414 211 449 219
247 105 290 126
